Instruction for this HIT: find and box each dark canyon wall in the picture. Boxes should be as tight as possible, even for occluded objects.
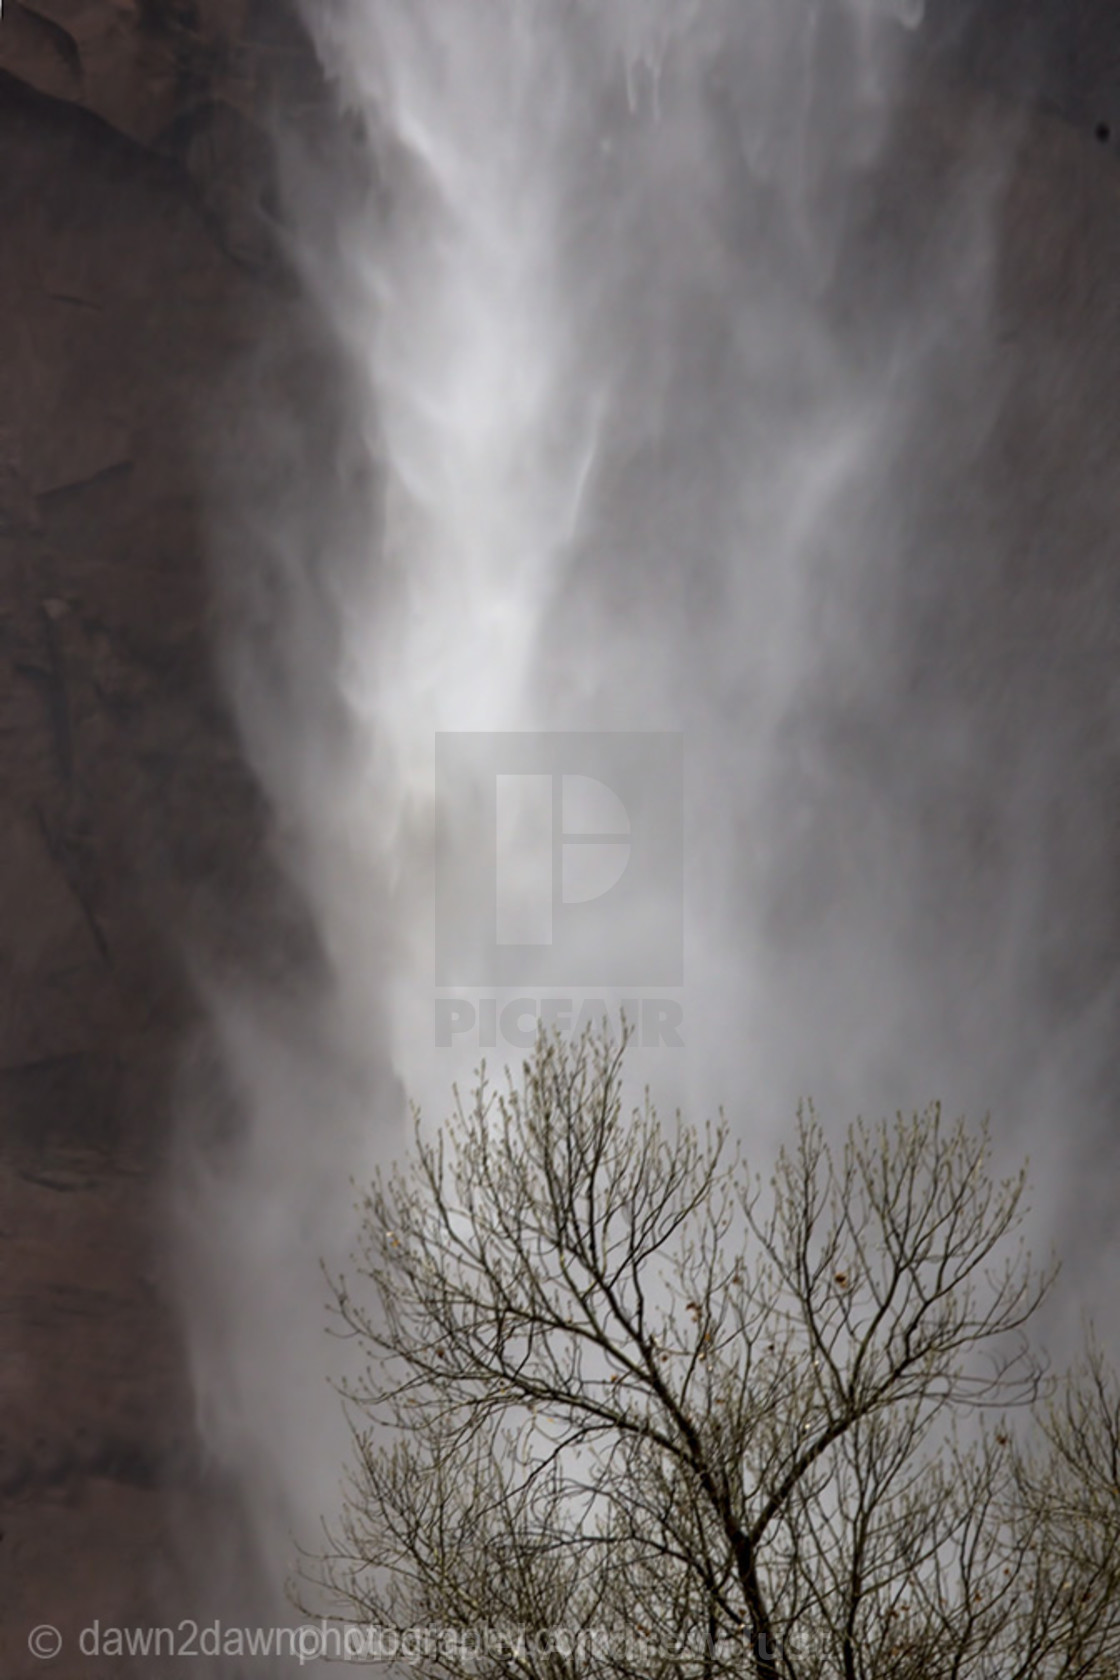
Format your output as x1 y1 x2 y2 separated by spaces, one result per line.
0 6 319 1673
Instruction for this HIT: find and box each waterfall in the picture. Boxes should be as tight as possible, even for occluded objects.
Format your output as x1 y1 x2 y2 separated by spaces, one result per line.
178 0 1119 1662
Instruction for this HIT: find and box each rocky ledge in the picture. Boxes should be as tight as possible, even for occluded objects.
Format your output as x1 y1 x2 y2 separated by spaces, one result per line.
0 0 315 267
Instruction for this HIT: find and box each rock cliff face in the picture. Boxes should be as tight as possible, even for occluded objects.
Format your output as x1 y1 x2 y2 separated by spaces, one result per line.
0 8 319 1674
1 0 251 142
0 0 303 267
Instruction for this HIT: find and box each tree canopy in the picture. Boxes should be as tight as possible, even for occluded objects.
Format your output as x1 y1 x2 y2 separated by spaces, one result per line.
311 1029 1120 1680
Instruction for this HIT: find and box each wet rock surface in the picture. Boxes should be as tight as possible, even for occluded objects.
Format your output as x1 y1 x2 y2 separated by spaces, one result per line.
0 0 313 268
0 17 318 1671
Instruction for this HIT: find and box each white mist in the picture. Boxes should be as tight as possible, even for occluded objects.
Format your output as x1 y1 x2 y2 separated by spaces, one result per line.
178 0 1118 1666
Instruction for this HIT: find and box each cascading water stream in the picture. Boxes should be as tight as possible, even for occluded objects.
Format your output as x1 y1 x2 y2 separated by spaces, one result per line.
280 0 923 1120
178 0 1119 1666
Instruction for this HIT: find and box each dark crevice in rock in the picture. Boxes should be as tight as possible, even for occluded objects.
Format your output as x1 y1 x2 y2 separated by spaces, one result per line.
7 2 83 94
0 1435 200 1500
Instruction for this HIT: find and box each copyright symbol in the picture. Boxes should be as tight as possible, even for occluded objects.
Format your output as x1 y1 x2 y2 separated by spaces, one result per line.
28 1625 62 1660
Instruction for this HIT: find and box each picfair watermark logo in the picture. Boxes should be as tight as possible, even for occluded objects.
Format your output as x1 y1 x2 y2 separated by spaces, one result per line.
435 732 683 989
434 995 684 1050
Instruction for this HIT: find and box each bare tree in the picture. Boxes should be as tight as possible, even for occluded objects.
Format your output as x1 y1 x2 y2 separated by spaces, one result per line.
309 1028 1120 1680
1008 1337 1120 1679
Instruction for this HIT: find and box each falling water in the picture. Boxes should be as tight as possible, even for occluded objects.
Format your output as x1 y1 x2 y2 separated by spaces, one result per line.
180 0 1119 1662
